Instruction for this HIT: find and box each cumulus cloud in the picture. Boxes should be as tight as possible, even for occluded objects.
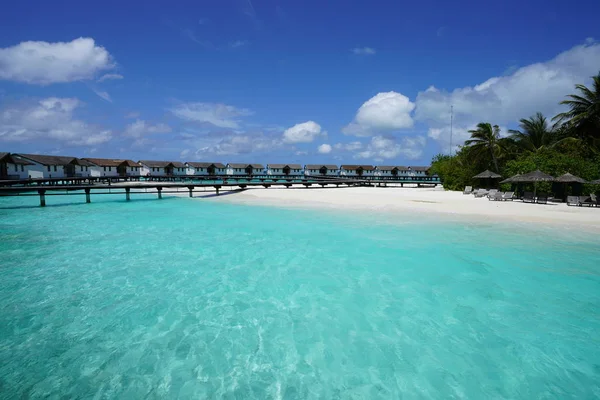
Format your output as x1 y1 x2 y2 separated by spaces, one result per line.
415 41 600 147
317 144 332 154
343 92 415 136
170 102 253 129
124 119 172 138
195 133 282 156
352 47 376 55
0 38 115 85
97 73 124 82
282 121 324 144
0 97 112 146
355 135 426 161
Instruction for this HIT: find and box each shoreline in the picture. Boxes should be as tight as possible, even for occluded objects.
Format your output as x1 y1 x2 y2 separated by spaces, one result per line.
198 186 600 233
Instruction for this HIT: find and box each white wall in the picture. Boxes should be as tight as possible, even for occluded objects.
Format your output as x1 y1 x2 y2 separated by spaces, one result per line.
5 163 32 179
141 164 167 176
226 166 248 175
173 167 188 176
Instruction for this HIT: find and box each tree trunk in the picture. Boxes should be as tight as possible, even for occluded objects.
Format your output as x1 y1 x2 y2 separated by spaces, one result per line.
490 147 499 172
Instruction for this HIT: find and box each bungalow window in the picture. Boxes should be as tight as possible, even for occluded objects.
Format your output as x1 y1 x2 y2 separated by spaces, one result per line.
15 165 18 172
109 167 112 172
103 166 106 172
47 166 51 172
54 166 57 172
21 165 24 172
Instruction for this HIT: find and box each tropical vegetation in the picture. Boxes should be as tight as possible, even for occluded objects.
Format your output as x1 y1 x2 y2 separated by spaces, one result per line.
431 72 600 194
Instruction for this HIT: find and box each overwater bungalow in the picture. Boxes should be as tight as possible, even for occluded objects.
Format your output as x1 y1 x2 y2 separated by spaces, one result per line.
0 152 34 180
304 165 339 176
226 163 265 176
186 162 227 176
12 153 92 179
139 161 188 176
266 164 303 176
375 166 406 177
82 158 141 177
340 165 375 177
408 166 430 176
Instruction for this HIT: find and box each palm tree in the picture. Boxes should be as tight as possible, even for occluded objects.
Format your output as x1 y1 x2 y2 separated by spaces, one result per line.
508 112 555 153
465 123 502 172
553 72 600 147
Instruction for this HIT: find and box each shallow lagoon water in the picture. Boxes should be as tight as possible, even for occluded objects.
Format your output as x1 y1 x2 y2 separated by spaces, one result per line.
1 194 599 398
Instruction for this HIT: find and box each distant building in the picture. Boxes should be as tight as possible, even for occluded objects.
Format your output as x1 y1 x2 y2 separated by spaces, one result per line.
0 152 34 180
12 153 92 179
375 166 406 177
82 158 141 177
408 166 429 177
186 162 227 176
304 165 339 176
226 163 264 176
340 165 375 177
139 161 188 176
266 164 303 176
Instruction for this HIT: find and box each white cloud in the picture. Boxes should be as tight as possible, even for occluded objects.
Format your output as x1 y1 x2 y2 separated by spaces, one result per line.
195 134 281 156
124 119 172 138
180 149 190 159
230 40 248 48
125 112 140 119
295 150 308 156
415 41 600 147
170 102 253 129
355 135 426 161
282 121 324 144
0 38 115 85
317 144 332 154
334 141 363 151
0 97 112 146
92 89 112 102
352 47 376 55
97 73 124 82
343 92 415 136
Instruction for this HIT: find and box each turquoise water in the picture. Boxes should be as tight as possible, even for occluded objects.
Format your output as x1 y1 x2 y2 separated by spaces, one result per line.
1 195 599 399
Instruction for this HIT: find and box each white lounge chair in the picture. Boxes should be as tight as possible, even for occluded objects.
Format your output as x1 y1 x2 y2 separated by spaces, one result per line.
463 186 473 195
501 192 515 201
488 192 503 201
566 196 579 206
474 189 490 198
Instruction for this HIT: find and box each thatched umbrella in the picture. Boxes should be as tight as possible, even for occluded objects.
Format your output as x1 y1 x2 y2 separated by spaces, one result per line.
555 173 587 201
500 174 521 184
473 170 502 189
591 179 600 185
513 170 555 197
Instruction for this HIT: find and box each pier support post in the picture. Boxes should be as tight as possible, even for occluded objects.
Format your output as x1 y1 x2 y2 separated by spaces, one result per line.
38 189 46 207
125 188 131 201
85 188 91 203
215 187 220 195
157 187 163 199
188 186 194 198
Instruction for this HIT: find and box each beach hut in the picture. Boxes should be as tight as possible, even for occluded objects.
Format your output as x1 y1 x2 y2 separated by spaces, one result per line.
513 170 555 198
304 165 339 176
83 158 141 177
473 170 502 189
0 153 35 180
266 164 303 176
375 166 403 177
555 173 587 201
226 163 264 176
12 154 92 179
409 166 430 176
340 165 375 177
186 162 226 176
139 161 187 176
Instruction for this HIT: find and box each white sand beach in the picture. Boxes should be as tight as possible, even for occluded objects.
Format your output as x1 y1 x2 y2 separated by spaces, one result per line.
205 186 600 230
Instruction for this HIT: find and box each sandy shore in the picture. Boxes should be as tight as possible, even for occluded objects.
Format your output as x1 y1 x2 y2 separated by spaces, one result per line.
203 186 600 231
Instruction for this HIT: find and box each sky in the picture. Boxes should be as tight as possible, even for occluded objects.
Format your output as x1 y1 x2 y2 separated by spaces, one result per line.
1 0 599 165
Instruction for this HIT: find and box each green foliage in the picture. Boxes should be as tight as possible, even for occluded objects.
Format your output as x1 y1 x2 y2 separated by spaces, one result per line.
433 74 600 195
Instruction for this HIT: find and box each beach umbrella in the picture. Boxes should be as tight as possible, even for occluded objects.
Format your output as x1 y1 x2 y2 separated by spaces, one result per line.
513 170 555 197
500 174 520 184
591 179 600 185
555 173 587 201
473 170 502 189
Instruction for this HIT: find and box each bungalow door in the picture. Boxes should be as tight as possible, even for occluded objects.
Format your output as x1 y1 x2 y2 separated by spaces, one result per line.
165 166 173 175
357 167 364 177
0 162 7 179
283 166 290 176
319 167 327 175
117 165 127 177
245 166 253 175
207 165 215 175
64 164 76 177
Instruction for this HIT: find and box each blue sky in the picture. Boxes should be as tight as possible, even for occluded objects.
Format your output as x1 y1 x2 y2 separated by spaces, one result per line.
1 0 599 165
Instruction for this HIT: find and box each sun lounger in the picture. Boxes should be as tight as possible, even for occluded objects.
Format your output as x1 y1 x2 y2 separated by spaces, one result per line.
522 192 535 203
566 196 579 206
488 192 503 201
579 196 592 206
474 189 489 198
501 192 514 201
463 186 473 195
590 193 599 207
536 194 548 204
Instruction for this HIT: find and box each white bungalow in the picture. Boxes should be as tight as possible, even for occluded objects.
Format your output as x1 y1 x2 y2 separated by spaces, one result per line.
409 166 430 176
186 162 227 176
139 161 188 176
266 164 303 176
0 152 35 180
226 163 264 176
12 153 91 179
340 165 375 177
82 158 142 177
375 166 405 178
304 165 339 177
